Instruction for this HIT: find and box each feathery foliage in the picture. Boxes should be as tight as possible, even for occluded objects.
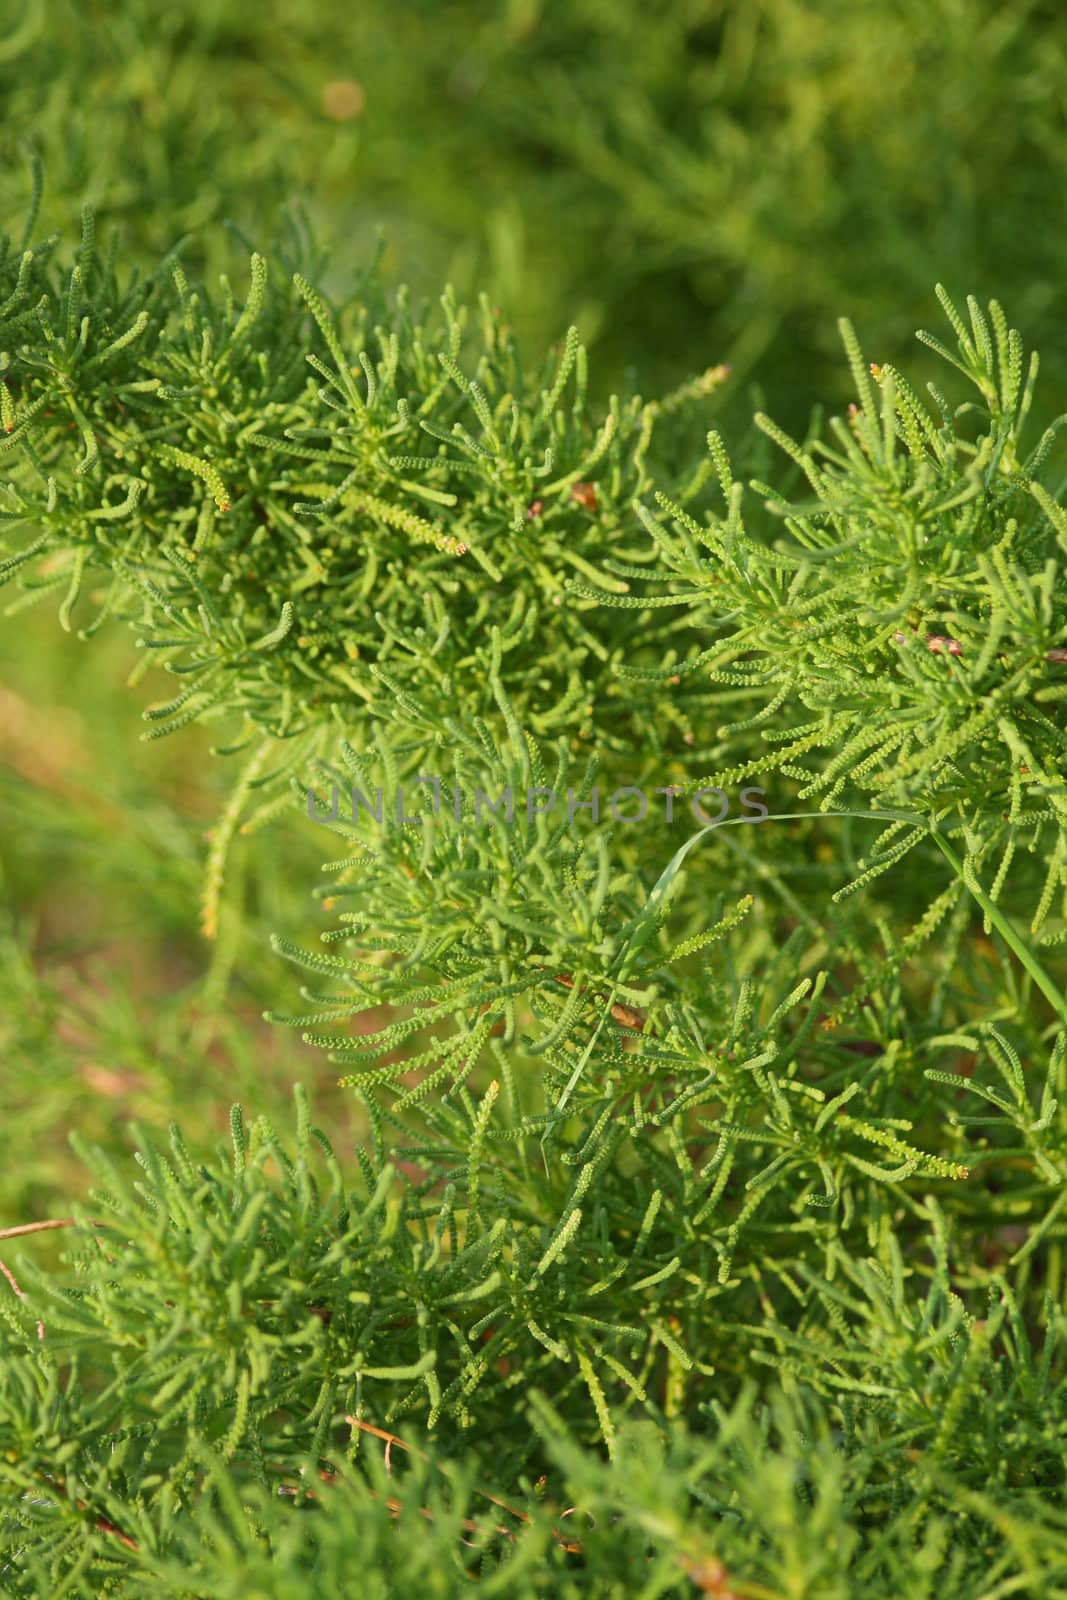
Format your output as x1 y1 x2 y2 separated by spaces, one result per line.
3 183 1067 1595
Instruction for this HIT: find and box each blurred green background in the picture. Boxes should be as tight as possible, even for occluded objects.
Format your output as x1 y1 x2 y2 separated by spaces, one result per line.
3 0 1067 1221
5 0 1067 415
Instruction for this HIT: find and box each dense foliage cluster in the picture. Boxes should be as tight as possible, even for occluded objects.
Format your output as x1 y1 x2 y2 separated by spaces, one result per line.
2 169 1067 1594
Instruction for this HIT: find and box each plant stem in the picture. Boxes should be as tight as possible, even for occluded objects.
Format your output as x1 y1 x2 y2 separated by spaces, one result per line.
928 826 1067 1028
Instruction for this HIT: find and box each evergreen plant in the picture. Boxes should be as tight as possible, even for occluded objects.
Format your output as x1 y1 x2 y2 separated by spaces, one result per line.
2 176 1067 1596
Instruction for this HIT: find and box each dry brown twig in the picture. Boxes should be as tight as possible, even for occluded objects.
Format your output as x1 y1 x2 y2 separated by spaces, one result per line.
0 1217 82 1240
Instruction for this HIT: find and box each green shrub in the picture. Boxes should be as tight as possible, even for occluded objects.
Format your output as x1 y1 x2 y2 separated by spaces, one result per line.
3 180 1067 1594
